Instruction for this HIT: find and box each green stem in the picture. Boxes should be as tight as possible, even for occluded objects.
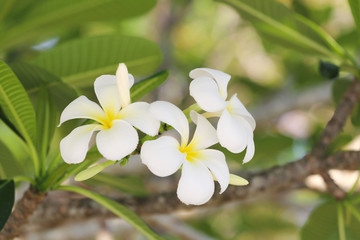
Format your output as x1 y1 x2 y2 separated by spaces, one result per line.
38 163 69 192
47 152 62 174
337 203 346 240
52 158 98 189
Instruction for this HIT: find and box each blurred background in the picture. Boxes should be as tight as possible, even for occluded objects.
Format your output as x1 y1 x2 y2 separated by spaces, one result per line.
1 0 360 239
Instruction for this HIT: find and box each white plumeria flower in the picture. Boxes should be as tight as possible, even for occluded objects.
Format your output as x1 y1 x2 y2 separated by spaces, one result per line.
189 68 256 163
141 101 230 205
58 63 160 164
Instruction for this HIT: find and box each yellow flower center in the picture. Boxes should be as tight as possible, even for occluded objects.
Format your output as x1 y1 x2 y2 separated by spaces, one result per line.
179 144 201 162
98 110 121 130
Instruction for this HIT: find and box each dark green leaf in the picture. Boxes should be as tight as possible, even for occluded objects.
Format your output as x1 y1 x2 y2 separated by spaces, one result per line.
58 185 164 240
0 60 36 144
319 60 339 79
9 62 78 110
0 180 15 230
30 35 162 88
131 70 169 102
0 0 157 51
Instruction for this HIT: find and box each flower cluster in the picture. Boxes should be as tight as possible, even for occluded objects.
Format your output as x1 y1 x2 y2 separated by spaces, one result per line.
59 63 255 205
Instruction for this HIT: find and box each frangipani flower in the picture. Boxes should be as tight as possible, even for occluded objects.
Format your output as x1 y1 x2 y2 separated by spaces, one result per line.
189 68 256 163
58 63 160 164
141 101 230 205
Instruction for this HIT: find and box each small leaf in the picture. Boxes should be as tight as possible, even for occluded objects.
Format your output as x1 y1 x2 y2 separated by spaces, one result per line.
229 174 249 186
319 60 339 79
75 161 114 181
0 180 15 230
130 70 169 102
58 185 164 240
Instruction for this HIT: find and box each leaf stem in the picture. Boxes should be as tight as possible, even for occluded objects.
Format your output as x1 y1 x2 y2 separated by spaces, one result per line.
337 203 347 240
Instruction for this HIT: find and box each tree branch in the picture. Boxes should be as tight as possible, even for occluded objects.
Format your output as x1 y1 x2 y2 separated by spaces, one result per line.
311 79 360 157
0 187 44 240
28 151 360 229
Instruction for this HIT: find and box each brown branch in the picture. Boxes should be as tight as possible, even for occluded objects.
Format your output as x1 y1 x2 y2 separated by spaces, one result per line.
309 79 360 198
0 187 44 240
28 151 360 229
311 79 360 157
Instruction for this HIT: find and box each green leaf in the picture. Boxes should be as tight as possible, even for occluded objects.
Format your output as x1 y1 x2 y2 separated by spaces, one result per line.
301 201 360 240
219 0 347 61
30 35 163 88
86 173 149 197
75 161 114 182
348 0 360 36
0 60 36 145
9 62 78 110
0 0 156 51
58 185 164 240
131 70 169 102
0 141 26 179
0 180 15 230
36 87 56 165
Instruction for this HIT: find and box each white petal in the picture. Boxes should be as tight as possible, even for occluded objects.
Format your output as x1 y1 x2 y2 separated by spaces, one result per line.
190 68 231 99
58 96 106 126
189 77 227 112
198 149 229 194
94 75 121 116
141 136 185 177
217 109 250 153
60 124 99 164
177 160 214 205
116 63 131 108
188 111 218 150
228 94 256 130
150 101 189 147
119 102 160 136
243 137 255 163
96 120 138 161
128 74 135 88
